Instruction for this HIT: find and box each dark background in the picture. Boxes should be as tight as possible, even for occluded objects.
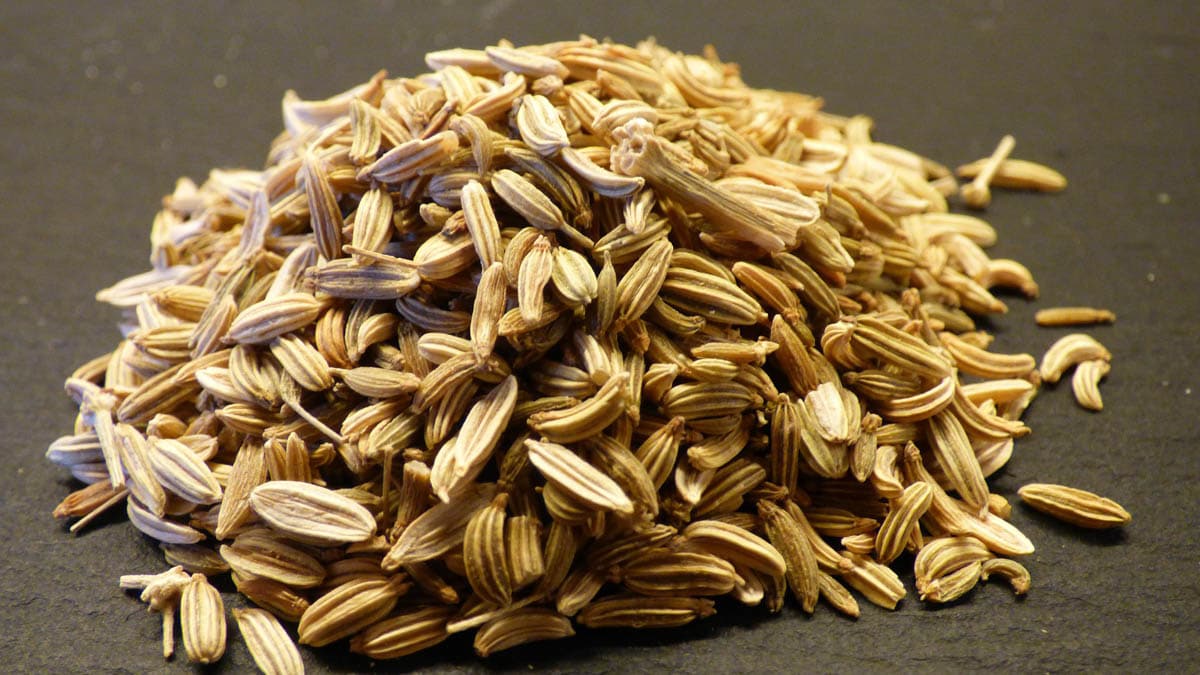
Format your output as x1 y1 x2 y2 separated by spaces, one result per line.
2 1 1197 672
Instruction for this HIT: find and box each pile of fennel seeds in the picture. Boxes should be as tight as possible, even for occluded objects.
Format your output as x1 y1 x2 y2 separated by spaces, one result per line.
46 37 1129 668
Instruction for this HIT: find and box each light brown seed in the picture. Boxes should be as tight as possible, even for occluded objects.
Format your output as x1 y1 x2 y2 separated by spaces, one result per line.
757 500 819 613
358 131 459 184
516 94 570 156
220 531 326 588
817 571 860 618
431 375 518 500
837 552 906 610
117 363 199 426
250 480 377 545
486 45 569 79
956 157 1067 191
302 153 344 260
349 605 455 660
980 558 1032 595
517 236 554 322
1017 483 1131 529
148 437 223 505
687 415 753 472
1071 359 1110 411
474 607 575 657
349 187 394 264
471 262 508 360
463 494 513 606
528 372 630 443
226 293 323 345
621 550 740 597
309 258 422 300
660 267 765 326
694 458 766 517
577 595 716 629
795 510 870 544
1040 333 1112 383
585 436 659 519
875 481 934 564
180 573 226 664
912 535 992 590
233 574 310 623
506 515 545 591
614 238 673 327
1034 306 1116 326
551 246 599 306
525 438 634 514
160 543 230 576
939 332 1036 379
460 180 503 269
233 608 305 675
270 333 333 392
492 169 569 232
126 496 205 544
555 567 608 616
848 317 954 380
298 575 409 647
333 366 420 398
680 520 786 577
114 423 167 517
215 439 267 540
383 483 495 569
926 410 990 517
920 559 982 603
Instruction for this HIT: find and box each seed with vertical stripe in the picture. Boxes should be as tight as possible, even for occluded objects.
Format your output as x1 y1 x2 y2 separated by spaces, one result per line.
249 480 376 545
233 608 304 675
757 500 818 613
526 438 634 515
463 494 513 606
1017 483 1131 529
578 595 716 629
298 575 409 647
875 481 934 564
180 573 226 664
474 607 575 656
349 605 455 660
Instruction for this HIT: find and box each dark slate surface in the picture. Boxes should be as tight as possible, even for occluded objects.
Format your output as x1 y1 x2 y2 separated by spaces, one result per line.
2 1 1197 672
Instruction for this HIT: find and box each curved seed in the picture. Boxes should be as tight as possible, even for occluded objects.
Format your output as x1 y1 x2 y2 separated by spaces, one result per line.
1039 333 1111 383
